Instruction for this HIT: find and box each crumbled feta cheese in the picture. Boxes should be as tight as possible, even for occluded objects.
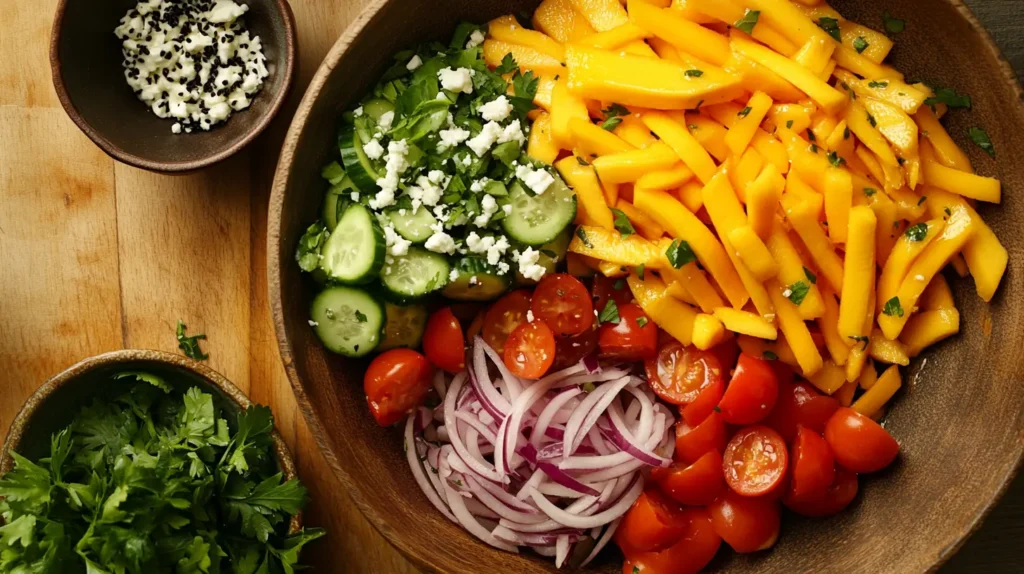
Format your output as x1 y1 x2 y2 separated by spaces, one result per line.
437 126 471 152
502 204 513 215
378 111 395 131
466 29 486 49
372 139 410 208
172 122 182 134
353 106 364 117
466 232 491 254
497 119 526 146
461 154 473 167
436 92 450 101
515 247 547 281
474 194 500 227
470 178 490 193
516 164 555 195
308 320 319 327
467 121 503 157
488 236 510 266
497 262 510 274
383 224 412 257
428 169 446 185
449 268 461 282
406 54 423 70
526 310 535 323
409 175 443 207
469 276 480 286
437 67 475 94
350 192 360 202
479 96 514 122
782 289 793 298
363 138 384 160
914 274 925 281
425 230 457 254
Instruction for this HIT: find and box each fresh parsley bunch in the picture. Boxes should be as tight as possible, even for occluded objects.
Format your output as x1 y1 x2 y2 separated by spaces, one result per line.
0 373 323 573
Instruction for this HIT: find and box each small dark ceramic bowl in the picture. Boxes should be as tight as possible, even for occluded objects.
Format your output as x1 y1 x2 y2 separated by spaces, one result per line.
50 0 296 173
0 350 300 534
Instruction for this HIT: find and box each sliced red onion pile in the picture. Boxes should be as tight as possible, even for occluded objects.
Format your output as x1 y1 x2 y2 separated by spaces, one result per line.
405 336 676 568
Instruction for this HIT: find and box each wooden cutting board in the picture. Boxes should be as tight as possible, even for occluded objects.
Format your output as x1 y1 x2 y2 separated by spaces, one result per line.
0 0 1019 571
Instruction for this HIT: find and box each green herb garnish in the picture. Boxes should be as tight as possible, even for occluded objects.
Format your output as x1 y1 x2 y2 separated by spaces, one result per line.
599 300 621 325
853 36 869 53
883 296 905 318
883 12 905 34
763 350 779 361
864 187 877 197
738 106 752 118
611 208 636 238
849 335 870 349
968 127 995 158
817 17 842 42
904 222 928 241
804 266 818 284
924 87 971 110
735 10 761 35
827 151 845 167
685 69 704 78
786 281 810 306
665 239 697 269
636 263 646 281
636 316 649 328
868 80 889 89
576 227 593 248
176 320 209 360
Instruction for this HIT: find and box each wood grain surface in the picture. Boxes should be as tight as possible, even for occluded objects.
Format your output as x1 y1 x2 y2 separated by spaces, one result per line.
0 0 1019 572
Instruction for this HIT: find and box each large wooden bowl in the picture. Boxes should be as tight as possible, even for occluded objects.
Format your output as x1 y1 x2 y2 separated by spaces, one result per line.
268 1 1024 571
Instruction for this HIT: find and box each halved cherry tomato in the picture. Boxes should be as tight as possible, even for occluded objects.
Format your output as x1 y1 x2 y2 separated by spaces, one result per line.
615 488 689 553
723 425 788 497
465 311 484 342
653 450 727 506
768 360 796 386
598 302 658 362
674 412 727 464
709 338 740 372
707 490 781 553
422 307 465 373
824 407 900 473
532 273 594 336
718 354 779 425
503 320 556 379
364 349 434 427
592 274 633 313
764 382 840 442
680 377 724 427
550 323 599 371
783 467 859 518
644 341 723 405
622 507 721 574
786 427 836 504
482 290 532 354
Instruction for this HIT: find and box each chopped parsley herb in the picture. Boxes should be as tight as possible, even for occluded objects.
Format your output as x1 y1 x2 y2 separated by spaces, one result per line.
917 196 927 206
883 296 905 318
695 99 705 110
864 187 877 196
494 53 518 75
843 126 850 139
827 151 845 167
601 116 623 131
576 227 593 248
944 206 952 217
355 310 368 323
904 222 928 241
810 143 819 153
849 335 869 349
685 69 704 78
576 156 590 166
633 567 641 574
853 36 869 53
735 10 761 35
176 320 209 360
689 124 699 131
786 281 810 306
868 80 889 88
898 157 906 166
599 300 621 325
611 208 636 238
738 106 753 118
603 103 629 118
867 112 877 127
804 266 818 284
969 127 995 158
665 239 697 269
582 382 597 393
613 278 626 291
636 263 646 280
924 87 971 110
763 350 779 361
786 120 794 129
883 11 906 34
806 128 816 142
817 17 842 42
636 316 649 328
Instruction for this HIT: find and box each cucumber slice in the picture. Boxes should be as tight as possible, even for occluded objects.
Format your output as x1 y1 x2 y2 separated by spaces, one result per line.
377 303 428 351
380 247 451 301
339 126 380 192
516 227 572 284
502 176 577 246
363 98 396 122
442 257 511 301
323 175 359 231
309 286 384 357
389 208 437 243
320 204 386 284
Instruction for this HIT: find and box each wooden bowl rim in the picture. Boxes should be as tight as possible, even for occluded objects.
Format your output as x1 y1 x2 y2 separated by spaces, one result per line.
0 349 302 534
49 0 298 174
266 0 1024 571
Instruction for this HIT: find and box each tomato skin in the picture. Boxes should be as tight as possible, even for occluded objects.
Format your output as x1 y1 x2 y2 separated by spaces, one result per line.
364 349 435 427
708 490 781 553
615 489 689 553
709 338 740 372
592 274 633 314
783 468 859 518
549 324 599 371
503 320 556 379
824 407 900 473
718 354 779 425
674 412 727 464
644 342 724 406
764 382 840 443
598 303 658 362
680 377 724 427
531 273 594 336
653 450 727 506
622 507 721 574
786 427 836 504
723 425 789 498
482 290 532 354
422 307 466 373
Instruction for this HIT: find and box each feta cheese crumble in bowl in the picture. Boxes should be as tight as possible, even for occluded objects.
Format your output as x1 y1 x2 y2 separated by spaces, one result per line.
50 0 296 172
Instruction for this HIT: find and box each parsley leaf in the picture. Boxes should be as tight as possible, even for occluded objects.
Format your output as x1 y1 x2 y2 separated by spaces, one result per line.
849 334 870 350
295 221 328 273
817 17 842 42
867 112 877 127
883 12 906 34
924 87 971 110
665 239 697 269
806 128 816 142
613 278 626 291
864 187 877 197
763 350 779 361
636 316 649 328
685 69 704 78
786 281 810 305
355 310 368 322
738 106 752 118
804 266 817 284
601 116 623 131
968 127 995 158
113 370 172 392
883 296 905 318
853 36 869 53
636 263 646 280
512 70 539 102
827 151 845 167
576 227 593 248
611 208 636 238
904 222 928 241
576 156 590 166
599 300 621 325
734 10 760 35
494 53 518 75
868 80 889 89
786 120 794 129
603 103 629 119
176 320 209 360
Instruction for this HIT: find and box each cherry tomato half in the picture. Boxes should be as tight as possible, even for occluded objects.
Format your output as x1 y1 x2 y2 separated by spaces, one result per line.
503 320 556 379
764 382 840 443
592 274 633 314
786 427 836 504
549 324 599 371
709 338 740 373
824 407 900 473
364 349 434 427
674 412 727 465
622 507 721 574
654 450 727 506
598 302 658 362
615 488 689 553
680 376 725 427
718 354 779 425
482 290 532 354
644 341 724 405
723 425 789 498
531 273 594 336
708 490 780 553
422 307 466 373
783 467 859 518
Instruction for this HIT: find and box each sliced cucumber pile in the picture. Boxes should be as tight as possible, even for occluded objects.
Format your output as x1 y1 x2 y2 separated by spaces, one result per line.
381 248 451 301
503 177 577 246
320 204 386 284
339 126 379 192
378 303 428 351
389 208 436 244
309 286 384 357
443 256 511 301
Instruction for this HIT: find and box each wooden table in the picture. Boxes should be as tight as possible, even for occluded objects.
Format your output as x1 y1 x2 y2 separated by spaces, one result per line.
0 1 1020 572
